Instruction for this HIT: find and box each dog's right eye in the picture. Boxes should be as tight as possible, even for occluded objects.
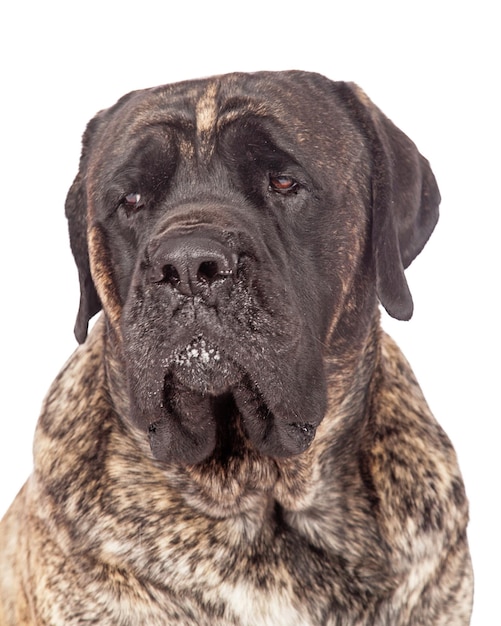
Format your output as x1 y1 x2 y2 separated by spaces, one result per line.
269 175 298 192
121 193 145 213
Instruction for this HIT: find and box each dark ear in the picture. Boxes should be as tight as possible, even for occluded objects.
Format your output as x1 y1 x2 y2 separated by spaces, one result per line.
337 83 440 320
65 116 102 343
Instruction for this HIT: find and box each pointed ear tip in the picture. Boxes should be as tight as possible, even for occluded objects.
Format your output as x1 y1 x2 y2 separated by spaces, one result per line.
74 323 88 344
381 300 414 321
377 268 414 321
74 310 90 343
73 287 102 344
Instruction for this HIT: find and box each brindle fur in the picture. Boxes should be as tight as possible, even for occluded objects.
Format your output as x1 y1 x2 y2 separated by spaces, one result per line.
0 71 473 625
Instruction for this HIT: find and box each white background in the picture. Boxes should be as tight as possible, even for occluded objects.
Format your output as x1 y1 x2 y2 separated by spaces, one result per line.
0 2 498 623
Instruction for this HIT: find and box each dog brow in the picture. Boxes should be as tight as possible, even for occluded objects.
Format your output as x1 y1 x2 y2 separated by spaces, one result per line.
195 82 219 158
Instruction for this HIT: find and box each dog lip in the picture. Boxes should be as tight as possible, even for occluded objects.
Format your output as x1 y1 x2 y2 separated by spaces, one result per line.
164 335 244 395
171 335 222 368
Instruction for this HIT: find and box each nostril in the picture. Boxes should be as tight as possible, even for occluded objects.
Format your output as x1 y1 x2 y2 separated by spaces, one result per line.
147 235 239 295
198 260 225 284
163 264 181 287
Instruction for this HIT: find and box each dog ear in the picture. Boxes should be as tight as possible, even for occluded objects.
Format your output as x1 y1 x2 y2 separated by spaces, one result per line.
65 116 102 343
337 83 440 320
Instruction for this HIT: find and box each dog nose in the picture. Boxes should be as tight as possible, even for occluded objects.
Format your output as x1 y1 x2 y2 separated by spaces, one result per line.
147 236 238 296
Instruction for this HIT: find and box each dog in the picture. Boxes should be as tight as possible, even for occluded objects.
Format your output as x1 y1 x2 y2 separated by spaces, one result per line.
0 71 473 625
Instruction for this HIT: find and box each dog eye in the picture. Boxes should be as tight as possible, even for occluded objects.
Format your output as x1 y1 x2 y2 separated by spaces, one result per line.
121 192 145 212
269 175 299 194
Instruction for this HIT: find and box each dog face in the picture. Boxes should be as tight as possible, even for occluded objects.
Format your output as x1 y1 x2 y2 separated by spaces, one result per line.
65 71 439 465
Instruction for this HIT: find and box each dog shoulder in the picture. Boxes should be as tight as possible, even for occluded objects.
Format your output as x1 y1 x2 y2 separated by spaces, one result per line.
370 333 468 530
366 332 473 619
0 482 36 625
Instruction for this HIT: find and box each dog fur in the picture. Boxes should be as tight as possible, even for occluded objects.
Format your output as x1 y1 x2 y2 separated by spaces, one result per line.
0 71 473 625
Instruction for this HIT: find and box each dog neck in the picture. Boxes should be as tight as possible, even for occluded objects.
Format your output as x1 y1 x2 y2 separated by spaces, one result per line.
99 308 381 519
32 310 387 586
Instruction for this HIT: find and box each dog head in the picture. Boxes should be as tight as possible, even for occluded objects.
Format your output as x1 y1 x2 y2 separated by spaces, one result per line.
65 71 439 465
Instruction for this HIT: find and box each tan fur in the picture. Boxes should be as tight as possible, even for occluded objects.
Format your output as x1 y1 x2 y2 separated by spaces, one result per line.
0 317 473 625
87 223 123 340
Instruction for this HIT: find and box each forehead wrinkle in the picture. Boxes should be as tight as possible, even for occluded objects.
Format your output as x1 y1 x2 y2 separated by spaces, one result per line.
193 82 222 163
195 81 219 136
193 82 270 159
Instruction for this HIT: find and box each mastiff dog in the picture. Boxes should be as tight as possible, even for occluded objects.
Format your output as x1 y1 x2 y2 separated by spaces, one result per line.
0 71 473 625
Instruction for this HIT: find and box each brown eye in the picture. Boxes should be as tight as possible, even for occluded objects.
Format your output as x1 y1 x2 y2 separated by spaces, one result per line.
122 192 144 211
269 175 299 193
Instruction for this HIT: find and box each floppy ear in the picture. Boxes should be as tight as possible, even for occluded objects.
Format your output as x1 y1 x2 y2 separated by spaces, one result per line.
65 117 102 343
337 83 440 320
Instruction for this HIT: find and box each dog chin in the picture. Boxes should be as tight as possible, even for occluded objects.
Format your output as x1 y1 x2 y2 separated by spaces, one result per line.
140 336 246 465
128 333 319 464
168 335 244 395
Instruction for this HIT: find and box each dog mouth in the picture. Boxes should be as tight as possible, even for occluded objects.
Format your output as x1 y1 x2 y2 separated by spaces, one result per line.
121 272 326 465
168 335 243 395
146 335 254 464
134 333 319 465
